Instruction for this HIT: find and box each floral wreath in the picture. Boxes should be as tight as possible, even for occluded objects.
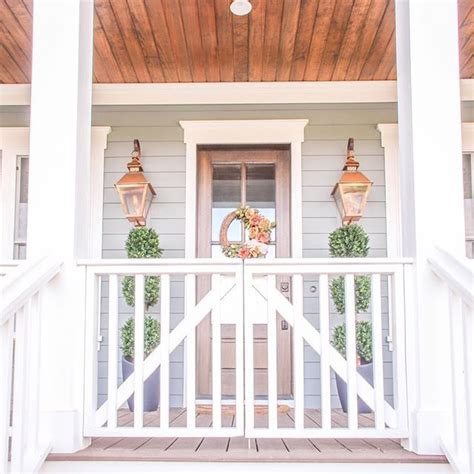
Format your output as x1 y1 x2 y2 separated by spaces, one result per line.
220 206 276 259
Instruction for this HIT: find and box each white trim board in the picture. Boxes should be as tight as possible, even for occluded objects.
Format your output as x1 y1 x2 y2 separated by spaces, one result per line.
180 119 308 259
2 79 474 106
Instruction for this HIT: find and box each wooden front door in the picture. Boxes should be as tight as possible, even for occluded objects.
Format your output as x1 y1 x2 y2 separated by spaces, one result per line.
196 145 292 399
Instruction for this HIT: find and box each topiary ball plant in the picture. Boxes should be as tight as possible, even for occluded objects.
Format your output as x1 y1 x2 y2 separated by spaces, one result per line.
328 224 371 314
122 227 163 308
120 315 160 361
329 223 369 258
331 320 372 364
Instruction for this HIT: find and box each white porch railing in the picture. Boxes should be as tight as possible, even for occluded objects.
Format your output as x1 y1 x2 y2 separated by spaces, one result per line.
81 257 413 440
0 257 62 474
429 248 474 474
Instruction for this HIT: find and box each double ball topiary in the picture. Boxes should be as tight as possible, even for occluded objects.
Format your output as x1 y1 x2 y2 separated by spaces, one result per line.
331 320 372 364
329 224 371 314
120 315 161 360
122 227 163 308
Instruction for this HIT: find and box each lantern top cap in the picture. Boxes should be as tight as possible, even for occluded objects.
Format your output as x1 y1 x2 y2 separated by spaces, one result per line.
343 137 360 170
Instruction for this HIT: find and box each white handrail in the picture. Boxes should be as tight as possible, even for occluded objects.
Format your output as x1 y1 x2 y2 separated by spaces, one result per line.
428 247 474 307
0 257 62 325
428 247 473 474
0 257 62 473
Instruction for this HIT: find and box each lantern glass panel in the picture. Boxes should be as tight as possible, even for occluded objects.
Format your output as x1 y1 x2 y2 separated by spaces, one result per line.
341 184 369 217
143 186 154 217
120 185 146 217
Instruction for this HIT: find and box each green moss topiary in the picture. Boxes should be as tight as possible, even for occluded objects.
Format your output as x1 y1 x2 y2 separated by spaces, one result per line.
120 315 160 360
122 227 163 308
328 224 371 315
331 320 373 363
330 275 371 314
329 224 369 258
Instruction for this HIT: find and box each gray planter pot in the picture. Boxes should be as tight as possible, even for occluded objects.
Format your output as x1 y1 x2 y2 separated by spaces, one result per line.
121 356 160 412
335 362 373 414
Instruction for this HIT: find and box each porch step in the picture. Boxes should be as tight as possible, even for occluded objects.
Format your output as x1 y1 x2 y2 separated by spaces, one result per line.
41 461 453 474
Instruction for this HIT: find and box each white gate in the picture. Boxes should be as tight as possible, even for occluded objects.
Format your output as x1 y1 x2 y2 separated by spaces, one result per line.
82 257 412 439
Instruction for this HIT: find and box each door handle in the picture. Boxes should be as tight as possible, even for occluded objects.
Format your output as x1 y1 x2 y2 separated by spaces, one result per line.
280 281 290 293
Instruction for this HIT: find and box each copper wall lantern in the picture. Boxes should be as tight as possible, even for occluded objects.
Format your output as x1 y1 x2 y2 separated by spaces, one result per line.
331 138 373 225
115 139 156 227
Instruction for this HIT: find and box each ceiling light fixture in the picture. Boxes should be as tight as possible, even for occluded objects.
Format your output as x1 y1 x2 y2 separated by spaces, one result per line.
230 0 252 16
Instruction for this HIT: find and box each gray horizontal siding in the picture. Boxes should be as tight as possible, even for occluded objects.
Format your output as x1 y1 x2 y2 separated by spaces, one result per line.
97 104 393 408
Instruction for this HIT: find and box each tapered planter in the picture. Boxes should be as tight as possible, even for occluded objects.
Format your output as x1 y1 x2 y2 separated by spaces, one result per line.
335 362 373 414
122 356 160 412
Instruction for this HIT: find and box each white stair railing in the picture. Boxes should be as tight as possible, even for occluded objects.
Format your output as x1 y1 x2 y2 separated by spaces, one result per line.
429 248 474 474
82 257 413 441
81 259 244 437
244 258 413 438
0 257 62 474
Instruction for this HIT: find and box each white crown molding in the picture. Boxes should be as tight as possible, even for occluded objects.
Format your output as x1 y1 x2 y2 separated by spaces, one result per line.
180 119 308 144
2 79 473 106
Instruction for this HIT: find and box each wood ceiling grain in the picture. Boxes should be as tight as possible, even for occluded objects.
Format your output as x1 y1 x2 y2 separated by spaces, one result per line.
0 0 472 84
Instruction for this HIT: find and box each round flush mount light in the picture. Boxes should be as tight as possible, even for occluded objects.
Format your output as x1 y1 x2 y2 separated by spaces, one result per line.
230 0 252 16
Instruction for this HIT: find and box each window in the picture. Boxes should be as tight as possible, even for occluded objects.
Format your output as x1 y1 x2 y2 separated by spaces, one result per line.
14 156 29 259
463 153 474 258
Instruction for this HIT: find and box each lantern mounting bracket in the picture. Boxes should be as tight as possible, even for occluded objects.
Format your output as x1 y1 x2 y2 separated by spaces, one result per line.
128 138 143 172
343 137 360 171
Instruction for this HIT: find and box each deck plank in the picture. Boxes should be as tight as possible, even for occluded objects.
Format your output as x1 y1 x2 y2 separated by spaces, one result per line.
49 408 448 464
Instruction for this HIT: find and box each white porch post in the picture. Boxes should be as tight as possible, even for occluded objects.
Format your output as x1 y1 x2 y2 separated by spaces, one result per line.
28 0 94 452
395 0 466 454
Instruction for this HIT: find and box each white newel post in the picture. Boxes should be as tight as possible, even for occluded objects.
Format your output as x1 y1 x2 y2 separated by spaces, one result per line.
395 0 466 455
27 0 94 452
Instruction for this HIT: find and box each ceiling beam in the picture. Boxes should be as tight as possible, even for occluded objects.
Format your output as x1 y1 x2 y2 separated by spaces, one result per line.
1 79 473 106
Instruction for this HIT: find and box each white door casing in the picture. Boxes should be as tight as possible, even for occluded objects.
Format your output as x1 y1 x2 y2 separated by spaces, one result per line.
180 120 308 260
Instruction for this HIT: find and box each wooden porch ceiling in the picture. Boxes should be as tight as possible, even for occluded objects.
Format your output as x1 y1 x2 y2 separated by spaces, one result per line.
0 0 473 84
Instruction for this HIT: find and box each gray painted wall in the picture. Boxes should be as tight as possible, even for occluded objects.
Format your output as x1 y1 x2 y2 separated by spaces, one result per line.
95 104 395 408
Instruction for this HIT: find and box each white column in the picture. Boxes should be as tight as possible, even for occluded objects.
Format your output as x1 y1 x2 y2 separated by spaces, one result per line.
395 0 465 454
27 0 94 452
0 128 29 259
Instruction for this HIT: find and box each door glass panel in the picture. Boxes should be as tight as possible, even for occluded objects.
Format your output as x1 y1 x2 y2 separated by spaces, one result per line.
246 164 276 246
212 164 242 242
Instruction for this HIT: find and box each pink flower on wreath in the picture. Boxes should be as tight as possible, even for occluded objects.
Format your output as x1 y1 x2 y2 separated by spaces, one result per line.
245 208 256 219
238 246 251 259
256 232 270 244
249 214 263 226
249 227 258 239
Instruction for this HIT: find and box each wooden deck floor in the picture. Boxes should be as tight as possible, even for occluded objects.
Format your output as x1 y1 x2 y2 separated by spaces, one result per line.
48 409 447 464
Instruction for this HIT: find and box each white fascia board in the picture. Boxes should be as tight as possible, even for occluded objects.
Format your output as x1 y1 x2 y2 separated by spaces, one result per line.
1 79 472 106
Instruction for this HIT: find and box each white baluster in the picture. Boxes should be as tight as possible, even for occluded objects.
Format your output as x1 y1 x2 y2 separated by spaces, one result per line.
212 274 222 429
185 274 196 429
371 274 385 430
319 274 331 429
292 274 304 430
234 266 244 432
84 270 99 430
345 274 358 430
11 306 27 473
0 317 14 473
244 268 255 432
134 275 145 428
267 275 278 430
107 275 118 429
160 274 170 430
392 269 408 431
